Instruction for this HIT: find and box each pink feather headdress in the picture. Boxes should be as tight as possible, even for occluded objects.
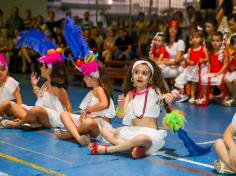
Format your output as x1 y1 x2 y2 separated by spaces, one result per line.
38 48 63 68
75 51 100 78
0 53 8 69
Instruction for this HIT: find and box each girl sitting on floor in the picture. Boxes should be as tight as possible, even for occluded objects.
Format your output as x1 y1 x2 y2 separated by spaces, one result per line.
55 54 115 146
0 53 22 118
1 48 72 128
88 59 178 158
214 112 236 174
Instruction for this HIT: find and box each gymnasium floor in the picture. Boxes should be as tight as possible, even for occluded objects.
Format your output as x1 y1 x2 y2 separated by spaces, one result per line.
0 74 236 176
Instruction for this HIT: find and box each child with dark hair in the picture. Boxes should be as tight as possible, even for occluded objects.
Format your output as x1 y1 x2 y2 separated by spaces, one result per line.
88 59 179 158
158 20 185 79
197 31 228 104
149 32 170 64
175 27 209 104
204 18 218 50
56 57 115 146
0 49 72 128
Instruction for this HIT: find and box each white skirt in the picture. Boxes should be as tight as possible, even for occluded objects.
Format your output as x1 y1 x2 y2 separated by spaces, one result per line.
225 71 236 82
159 64 184 79
201 73 224 86
175 64 208 88
21 104 64 128
71 114 112 142
117 126 167 155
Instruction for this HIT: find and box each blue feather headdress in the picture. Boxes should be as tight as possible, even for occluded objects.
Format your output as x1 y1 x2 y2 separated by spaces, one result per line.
16 29 64 67
16 29 57 55
64 16 100 79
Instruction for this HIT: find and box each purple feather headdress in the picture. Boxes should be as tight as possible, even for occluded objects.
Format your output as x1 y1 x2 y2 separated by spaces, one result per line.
0 53 7 69
64 16 100 78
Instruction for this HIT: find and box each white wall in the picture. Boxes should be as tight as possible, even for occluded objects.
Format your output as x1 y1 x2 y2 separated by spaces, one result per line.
0 0 47 19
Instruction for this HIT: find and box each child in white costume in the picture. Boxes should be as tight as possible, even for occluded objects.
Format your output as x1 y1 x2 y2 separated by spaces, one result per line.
56 59 115 146
1 49 72 128
0 53 22 117
213 112 236 174
88 59 179 158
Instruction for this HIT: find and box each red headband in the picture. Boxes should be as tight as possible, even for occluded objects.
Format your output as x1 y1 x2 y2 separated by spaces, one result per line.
168 20 179 28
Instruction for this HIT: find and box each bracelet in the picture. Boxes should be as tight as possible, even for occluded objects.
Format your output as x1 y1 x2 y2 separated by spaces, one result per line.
32 86 39 94
115 106 125 115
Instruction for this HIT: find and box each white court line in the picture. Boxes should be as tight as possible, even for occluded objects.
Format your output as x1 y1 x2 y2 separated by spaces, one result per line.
0 171 9 176
197 140 216 145
152 151 214 169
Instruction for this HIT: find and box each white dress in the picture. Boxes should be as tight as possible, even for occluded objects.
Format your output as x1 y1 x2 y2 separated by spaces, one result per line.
225 71 236 82
22 85 66 128
159 40 185 78
0 76 19 103
175 63 208 88
118 88 167 155
71 90 115 141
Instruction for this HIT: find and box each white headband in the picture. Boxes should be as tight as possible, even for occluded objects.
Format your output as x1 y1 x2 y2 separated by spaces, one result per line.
132 60 154 76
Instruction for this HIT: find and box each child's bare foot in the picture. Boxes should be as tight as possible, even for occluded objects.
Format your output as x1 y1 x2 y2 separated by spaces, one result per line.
55 129 72 139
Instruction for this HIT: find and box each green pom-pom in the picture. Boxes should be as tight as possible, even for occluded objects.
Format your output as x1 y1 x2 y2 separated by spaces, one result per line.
163 110 186 132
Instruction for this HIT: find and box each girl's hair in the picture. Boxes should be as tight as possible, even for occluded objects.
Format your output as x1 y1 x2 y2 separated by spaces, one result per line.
165 25 182 43
123 58 169 95
50 62 69 89
97 63 113 107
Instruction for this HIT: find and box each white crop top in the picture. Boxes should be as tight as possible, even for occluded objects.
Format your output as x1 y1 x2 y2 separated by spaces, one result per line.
123 88 161 126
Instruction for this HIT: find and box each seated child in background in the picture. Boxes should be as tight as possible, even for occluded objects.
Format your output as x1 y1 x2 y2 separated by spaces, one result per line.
0 53 22 118
197 31 228 104
175 27 209 103
149 32 170 64
223 34 236 106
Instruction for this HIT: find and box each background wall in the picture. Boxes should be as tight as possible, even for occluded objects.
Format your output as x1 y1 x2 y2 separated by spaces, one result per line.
0 0 47 19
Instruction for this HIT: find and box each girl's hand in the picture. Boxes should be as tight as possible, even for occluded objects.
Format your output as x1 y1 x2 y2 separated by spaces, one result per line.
79 110 88 123
31 72 40 87
78 135 90 146
161 93 174 104
117 94 125 108
229 147 236 168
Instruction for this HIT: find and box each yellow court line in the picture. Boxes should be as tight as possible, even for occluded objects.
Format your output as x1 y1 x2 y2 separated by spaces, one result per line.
0 140 74 165
0 152 65 175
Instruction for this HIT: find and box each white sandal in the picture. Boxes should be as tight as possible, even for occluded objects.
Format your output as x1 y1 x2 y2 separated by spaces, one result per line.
0 119 8 128
214 159 235 174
